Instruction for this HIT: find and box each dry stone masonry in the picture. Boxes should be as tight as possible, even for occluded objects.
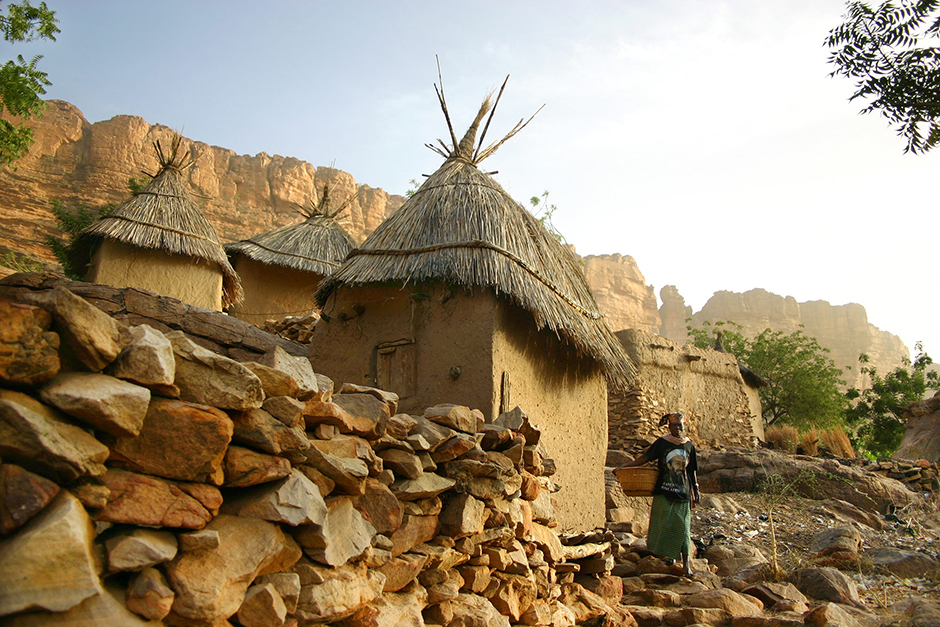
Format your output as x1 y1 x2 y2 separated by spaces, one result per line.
0 279 627 627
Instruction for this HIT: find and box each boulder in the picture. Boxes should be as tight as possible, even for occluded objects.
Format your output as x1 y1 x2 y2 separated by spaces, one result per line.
684 587 763 617
223 445 292 487
40 371 150 437
789 567 866 609
863 547 940 579
3 583 161 626
165 514 301 623
262 395 305 428
237 583 288 627
33 286 129 371
0 389 108 482
254 572 301 614
294 496 376 567
256 346 319 399
377 553 428 593
292 560 385 624
449 592 512 627
108 397 233 485
243 361 300 399
352 478 404 536
0 463 59 535
391 472 456 501
389 514 440 557
126 567 174 621
698 448 916 514
440 492 486 539
425 404 483 434
105 527 178 572
166 330 264 410
0 298 59 386
107 323 176 395
0 492 102 616
94 468 216 529
220 469 328 527
230 406 310 462
342 581 427 627
809 526 863 567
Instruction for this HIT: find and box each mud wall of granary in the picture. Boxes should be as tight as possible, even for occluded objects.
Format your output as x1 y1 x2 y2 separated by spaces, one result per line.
608 328 758 458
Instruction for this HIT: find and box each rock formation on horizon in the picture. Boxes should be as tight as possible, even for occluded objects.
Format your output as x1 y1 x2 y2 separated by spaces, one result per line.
0 100 405 265
1 100 909 388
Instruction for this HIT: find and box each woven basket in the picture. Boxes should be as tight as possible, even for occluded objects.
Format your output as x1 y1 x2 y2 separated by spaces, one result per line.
614 467 659 497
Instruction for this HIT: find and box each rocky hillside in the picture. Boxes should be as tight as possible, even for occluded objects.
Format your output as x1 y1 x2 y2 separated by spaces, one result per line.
1 101 909 386
0 100 404 264
579 257 909 390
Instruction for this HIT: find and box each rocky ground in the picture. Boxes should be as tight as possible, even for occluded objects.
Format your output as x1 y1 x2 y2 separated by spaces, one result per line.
691 489 940 612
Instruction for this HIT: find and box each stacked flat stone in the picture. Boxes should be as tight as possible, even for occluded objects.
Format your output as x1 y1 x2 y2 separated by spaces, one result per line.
0 287 627 626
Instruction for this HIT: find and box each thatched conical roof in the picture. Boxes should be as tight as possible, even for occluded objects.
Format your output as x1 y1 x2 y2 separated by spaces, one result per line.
74 135 242 307
225 184 355 275
316 80 636 389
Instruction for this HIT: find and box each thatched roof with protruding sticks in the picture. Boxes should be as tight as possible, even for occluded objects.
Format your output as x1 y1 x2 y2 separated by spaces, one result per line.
225 184 356 275
316 78 636 389
73 135 242 307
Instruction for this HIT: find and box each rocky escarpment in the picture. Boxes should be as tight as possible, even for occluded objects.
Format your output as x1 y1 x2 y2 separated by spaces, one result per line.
0 100 405 264
578 260 908 389
2 100 911 389
684 289 909 389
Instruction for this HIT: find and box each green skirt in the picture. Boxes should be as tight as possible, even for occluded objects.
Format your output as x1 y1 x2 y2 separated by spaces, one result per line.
646 494 691 560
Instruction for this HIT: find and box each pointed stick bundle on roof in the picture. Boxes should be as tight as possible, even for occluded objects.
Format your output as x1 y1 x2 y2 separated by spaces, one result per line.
74 132 243 307
225 182 356 274
317 71 636 389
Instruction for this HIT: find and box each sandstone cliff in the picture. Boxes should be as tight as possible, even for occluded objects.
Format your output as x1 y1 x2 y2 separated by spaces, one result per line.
579 254 659 335
0 100 405 263
688 289 909 389
2 101 910 388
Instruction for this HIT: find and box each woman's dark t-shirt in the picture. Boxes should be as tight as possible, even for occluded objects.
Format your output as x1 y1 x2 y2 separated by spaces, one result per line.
644 438 697 502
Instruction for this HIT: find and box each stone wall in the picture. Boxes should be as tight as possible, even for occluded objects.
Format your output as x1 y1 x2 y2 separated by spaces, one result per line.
0 276 623 626
608 329 759 459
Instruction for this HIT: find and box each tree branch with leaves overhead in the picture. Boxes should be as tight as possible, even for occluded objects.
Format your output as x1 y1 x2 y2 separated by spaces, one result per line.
826 0 940 153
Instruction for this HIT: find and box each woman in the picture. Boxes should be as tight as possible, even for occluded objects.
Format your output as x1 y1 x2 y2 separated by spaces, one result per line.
619 412 700 577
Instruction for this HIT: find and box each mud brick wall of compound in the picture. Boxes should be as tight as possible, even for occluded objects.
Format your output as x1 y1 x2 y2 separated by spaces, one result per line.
608 328 760 458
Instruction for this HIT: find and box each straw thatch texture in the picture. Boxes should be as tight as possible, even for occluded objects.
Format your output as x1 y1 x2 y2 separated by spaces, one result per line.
74 141 242 308
316 155 636 389
224 201 355 274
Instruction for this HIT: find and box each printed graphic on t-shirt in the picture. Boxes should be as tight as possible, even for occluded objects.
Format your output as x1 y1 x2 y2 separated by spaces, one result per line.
660 448 689 498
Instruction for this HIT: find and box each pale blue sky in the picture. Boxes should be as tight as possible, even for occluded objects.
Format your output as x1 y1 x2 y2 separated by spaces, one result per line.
15 0 939 358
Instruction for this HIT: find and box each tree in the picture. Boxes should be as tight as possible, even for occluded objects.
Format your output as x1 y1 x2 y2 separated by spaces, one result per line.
1 0 59 166
826 0 940 153
844 342 939 458
688 321 848 429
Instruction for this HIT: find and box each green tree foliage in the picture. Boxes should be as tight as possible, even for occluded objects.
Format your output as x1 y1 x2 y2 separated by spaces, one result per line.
688 321 848 429
0 0 59 166
44 199 111 279
826 0 940 153
844 343 939 458
0 249 42 272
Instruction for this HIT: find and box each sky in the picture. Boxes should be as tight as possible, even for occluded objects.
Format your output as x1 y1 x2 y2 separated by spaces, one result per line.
15 0 938 359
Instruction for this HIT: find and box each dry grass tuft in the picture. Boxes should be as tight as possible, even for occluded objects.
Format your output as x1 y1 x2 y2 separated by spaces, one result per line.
820 425 856 458
766 425 799 453
800 429 819 456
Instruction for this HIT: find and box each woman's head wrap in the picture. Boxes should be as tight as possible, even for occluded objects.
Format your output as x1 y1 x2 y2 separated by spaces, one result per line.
658 412 684 427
